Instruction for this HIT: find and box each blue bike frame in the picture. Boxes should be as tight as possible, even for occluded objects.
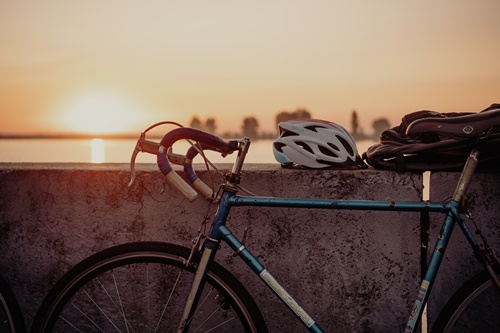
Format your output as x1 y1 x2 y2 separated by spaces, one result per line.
176 149 491 333
204 191 458 333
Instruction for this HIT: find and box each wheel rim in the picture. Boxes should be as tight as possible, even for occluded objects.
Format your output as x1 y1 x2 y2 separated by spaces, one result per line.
40 249 258 332
442 279 500 333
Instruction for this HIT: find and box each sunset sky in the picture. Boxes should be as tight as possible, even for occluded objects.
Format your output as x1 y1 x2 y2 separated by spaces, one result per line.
1 0 499 137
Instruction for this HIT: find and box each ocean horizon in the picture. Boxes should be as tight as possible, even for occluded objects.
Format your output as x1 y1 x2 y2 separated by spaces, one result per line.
0 138 376 165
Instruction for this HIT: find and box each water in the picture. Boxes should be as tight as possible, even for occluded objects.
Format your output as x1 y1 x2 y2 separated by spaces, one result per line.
0 138 376 164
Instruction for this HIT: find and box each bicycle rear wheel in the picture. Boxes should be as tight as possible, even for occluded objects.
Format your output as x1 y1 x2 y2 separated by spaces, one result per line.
431 265 500 333
0 275 25 333
32 242 267 333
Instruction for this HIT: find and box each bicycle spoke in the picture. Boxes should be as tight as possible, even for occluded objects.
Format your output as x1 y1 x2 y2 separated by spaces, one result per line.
193 299 236 333
60 315 85 333
202 317 237 333
146 265 151 332
153 269 183 333
111 271 129 333
71 301 107 332
185 285 215 330
95 277 136 333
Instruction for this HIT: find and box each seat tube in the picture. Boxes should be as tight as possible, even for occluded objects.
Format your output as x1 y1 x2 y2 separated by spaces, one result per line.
452 148 479 203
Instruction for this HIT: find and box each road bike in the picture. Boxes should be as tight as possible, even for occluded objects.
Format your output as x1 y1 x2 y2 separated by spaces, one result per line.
31 110 500 332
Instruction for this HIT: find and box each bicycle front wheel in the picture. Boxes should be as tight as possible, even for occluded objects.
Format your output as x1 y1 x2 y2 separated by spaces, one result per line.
32 242 267 333
0 275 25 333
432 265 500 333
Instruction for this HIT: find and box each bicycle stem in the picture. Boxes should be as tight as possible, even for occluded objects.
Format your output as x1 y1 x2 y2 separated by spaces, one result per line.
225 138 251 186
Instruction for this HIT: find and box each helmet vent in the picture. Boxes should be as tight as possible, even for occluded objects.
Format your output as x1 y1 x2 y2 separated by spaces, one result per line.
273 142 286 153
295 141 313 154
319 145 338 158
327 142 340 151
281 130 298 137
316 159 336 166
305 125 327 132
337 136 354 155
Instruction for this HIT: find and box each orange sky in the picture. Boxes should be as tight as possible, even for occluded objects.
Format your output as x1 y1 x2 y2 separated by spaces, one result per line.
1 0 499 136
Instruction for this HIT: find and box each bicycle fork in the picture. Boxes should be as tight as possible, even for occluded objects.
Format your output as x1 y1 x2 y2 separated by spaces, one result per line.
177 237 220 333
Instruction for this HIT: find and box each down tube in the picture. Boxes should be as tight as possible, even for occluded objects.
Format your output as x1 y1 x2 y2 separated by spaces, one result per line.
217 225 325 333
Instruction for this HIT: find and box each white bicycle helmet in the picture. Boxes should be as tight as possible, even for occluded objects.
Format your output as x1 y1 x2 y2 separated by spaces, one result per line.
273 119 367 169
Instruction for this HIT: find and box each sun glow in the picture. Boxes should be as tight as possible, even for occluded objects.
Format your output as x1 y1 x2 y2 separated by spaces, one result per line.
56 89 143 135
90 138 105 163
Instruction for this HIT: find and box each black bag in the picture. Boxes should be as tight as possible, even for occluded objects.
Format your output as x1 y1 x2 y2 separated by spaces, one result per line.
362 104 500 172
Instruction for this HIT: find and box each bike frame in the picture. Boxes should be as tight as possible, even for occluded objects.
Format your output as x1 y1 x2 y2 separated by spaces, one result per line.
177 147 497 333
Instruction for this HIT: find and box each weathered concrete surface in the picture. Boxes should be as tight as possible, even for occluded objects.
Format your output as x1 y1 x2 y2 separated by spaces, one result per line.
427 172 500 328
1 163 425 332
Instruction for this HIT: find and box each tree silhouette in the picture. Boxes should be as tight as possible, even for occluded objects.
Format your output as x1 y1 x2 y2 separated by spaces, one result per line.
275 108 311 129
205 117 216 134
190 116 203 130
293 108 311 119
351 109 359 136
372 118 391 139
242 117 259 139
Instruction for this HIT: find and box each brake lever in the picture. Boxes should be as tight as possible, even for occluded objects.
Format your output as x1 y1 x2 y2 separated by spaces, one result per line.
128 140 142 188
128 132 161 187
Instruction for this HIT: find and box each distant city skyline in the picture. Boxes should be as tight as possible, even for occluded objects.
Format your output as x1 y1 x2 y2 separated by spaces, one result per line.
1 1 499 138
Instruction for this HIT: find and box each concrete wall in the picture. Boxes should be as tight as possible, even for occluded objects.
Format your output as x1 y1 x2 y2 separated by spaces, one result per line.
0 163 497 332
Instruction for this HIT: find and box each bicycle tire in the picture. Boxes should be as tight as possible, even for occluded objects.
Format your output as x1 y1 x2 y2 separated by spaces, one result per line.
31 241 268 333
0 275 25 333
431 265 500 333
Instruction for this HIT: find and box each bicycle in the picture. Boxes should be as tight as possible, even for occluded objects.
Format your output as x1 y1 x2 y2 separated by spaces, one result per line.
0 273 25 332
31 110 500 332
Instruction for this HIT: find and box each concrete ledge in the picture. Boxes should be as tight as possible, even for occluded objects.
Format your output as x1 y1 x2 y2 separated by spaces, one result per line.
0 163 496 331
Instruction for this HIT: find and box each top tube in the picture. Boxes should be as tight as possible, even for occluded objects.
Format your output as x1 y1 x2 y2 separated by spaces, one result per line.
226 192 451 213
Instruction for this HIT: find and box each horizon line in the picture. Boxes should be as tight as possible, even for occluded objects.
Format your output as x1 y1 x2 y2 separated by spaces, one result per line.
0 133 142 140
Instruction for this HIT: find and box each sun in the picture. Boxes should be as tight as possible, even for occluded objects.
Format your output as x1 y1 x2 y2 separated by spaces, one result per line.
55 89 143 135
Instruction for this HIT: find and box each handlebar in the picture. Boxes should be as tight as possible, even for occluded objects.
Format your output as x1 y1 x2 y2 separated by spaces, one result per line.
129 124 248 201
184 143 224 198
